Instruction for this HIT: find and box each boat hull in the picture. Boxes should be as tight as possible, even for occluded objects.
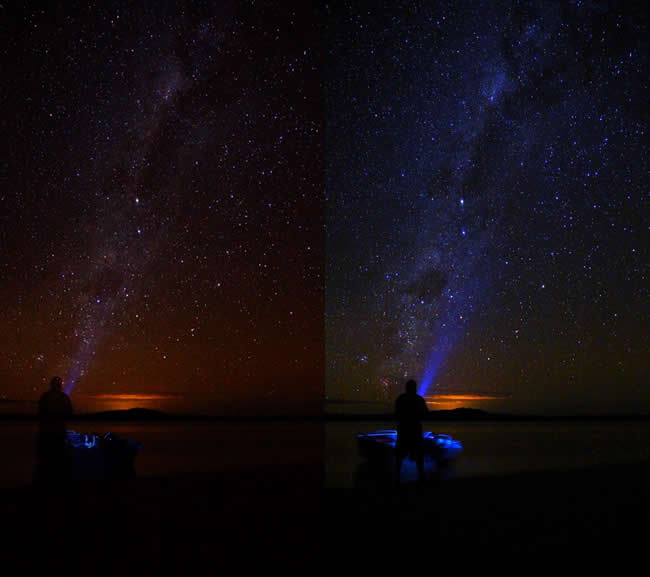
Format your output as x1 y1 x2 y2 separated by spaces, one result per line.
357 430 462 478
65 430 142 481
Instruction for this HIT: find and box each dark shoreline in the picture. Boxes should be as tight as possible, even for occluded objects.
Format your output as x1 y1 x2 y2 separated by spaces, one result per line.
1 406 650 422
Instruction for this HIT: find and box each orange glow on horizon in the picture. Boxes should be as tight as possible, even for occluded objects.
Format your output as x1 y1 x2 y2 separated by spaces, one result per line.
71 393 183 413
424 393 509 410
425 394 506 402
77 393 181 400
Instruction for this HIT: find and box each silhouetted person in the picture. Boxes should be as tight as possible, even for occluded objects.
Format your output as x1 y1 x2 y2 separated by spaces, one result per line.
36 376 73 484
394 379 428 483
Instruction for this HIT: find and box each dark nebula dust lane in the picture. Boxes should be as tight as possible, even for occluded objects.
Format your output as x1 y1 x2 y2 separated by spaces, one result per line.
1 2 323 414
325 1 648 414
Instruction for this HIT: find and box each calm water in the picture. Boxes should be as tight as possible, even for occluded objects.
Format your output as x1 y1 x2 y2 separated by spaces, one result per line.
0 420 322 488
1 419 649 488
326 420 650 487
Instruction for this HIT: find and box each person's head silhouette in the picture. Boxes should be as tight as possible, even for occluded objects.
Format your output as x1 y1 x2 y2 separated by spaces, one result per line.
50 376 63 392
405 379 417 394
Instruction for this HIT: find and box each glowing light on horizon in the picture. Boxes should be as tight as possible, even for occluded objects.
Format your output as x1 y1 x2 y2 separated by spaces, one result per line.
424 393 509 410
72 392 184 413
77 393 182 400
425 394 507 402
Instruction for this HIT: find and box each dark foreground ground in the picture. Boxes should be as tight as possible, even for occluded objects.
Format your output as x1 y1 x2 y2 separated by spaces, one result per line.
330 462 650 572
1 462 648 573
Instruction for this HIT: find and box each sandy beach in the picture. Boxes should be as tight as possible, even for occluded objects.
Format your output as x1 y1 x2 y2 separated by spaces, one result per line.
1 460 647 573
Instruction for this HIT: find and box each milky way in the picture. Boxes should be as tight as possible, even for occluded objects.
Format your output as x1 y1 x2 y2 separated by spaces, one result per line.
325 1 648 413
1 2 648 416
2 2 323 413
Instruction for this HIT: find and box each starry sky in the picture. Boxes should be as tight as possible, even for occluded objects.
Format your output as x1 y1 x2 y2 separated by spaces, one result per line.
1 2 648 417
325 1 648 414
1 1 323 415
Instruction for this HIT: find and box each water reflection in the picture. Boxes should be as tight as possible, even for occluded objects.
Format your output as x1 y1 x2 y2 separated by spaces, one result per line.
354 456 458 488
327 420 650 488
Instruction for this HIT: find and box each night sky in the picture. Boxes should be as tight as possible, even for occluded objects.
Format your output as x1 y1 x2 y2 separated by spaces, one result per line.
1 2 648 417
325 1 648 414
1 2 323 415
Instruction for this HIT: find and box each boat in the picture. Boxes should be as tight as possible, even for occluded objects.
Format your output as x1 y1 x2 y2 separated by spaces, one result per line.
65 430 142 481
357 429 462 475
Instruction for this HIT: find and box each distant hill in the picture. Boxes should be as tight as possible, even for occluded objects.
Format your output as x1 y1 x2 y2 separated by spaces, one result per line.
324 407 499 421
73 408 173 421
76 407 499 421
323 407 650 421
2 405 649 422
430 407 491 420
